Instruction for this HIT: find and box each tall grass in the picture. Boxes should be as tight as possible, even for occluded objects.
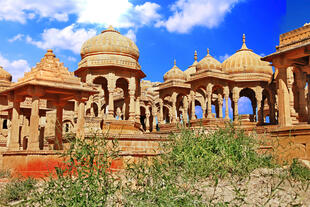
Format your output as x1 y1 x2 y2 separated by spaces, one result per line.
18 124 310 206
26 135 121 206
122 124 278 206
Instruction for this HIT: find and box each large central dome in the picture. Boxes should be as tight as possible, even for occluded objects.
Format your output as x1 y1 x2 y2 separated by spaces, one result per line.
77 26 141 71
80 26 139 60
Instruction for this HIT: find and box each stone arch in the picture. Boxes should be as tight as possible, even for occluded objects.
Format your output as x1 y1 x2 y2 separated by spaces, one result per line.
212 85 224 118
238 87 256 121
140 105 147 131
116 77 129 120
93 76 108 116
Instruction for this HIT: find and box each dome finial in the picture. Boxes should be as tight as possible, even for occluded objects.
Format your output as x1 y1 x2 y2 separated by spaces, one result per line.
194 50 197 61
174 59 176 66
241 33 248 50
207 48 210 56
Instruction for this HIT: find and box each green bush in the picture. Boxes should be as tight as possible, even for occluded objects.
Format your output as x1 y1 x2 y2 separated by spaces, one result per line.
26 135 121 206
289 159 310 181
122 124 277 205
0 178 36 205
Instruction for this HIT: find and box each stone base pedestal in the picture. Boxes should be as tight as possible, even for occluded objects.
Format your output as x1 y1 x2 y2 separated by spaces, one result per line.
270 125 310 162
102 120 143 135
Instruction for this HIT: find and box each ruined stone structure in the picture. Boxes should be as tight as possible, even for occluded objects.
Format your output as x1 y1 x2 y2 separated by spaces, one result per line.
0 24 310 176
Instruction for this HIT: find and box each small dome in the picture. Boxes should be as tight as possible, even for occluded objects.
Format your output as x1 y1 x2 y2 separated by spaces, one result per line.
222 34 273 77
196 49 221 72
164 60 186 82
184 50 198 80
80 26 139 60
0 66 12 82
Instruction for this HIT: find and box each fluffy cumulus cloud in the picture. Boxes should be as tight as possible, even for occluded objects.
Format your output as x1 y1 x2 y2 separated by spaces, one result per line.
0 0 162 28
0 54 30 82
26 24 97 54
0 0 75 23
157 0 240 33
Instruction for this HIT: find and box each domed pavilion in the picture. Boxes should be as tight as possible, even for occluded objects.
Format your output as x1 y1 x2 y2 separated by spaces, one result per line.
75 26 146 134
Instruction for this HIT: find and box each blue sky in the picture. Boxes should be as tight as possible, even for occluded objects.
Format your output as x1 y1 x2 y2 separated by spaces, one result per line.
0 0 307 118
0 0 306 83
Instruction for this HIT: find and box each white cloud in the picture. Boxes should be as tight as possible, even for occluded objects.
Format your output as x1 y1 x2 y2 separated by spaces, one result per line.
157 0 240 33
219 53 231 62
26 24 96 54
0 0 161 29
0 54 30 82
8 34 24 42
133 2 161 26
76 0 133 28
125 29 136 42
0 0 75 23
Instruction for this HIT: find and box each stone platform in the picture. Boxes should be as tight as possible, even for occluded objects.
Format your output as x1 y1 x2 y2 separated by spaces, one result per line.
0 132 169 178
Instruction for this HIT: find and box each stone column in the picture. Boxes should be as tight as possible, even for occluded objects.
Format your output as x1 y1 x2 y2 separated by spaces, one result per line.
7 94 22 150
277 68 292 126
287 67 298 122
152 104 157 131
232 87 239 122
207 83 213 118
107 87 115 119
190 91 196 120
183 96 189 123
54 104 64 150
135 96 140 122
76 100 86 139
145 106 150 132
129 90 135 121
296 70 307 121
224 87 230 120
256 87 263 124
307 75 310 123
218 94 223 118
171 92 177 123
28 96 40 150
159 99 163 124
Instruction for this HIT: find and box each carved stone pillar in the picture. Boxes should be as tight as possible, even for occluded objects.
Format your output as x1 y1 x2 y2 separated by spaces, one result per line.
129 90 135 121
224 87 230 120
7 94 22 150
145 106 150 132
159 99 163 124
232 87 239 122
207 83 213 118
108 87 115 120
183 96 189 123
28 96 40 150
54 103 64 150
76 100 86 139
287 67 298 122
295 70 307 122
307 75 310 123
256 87 263 124
277 68 292 126
171 92 177 123
135 96 140 122
218 94 223 118
152 104 157 131
190 91 196 120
